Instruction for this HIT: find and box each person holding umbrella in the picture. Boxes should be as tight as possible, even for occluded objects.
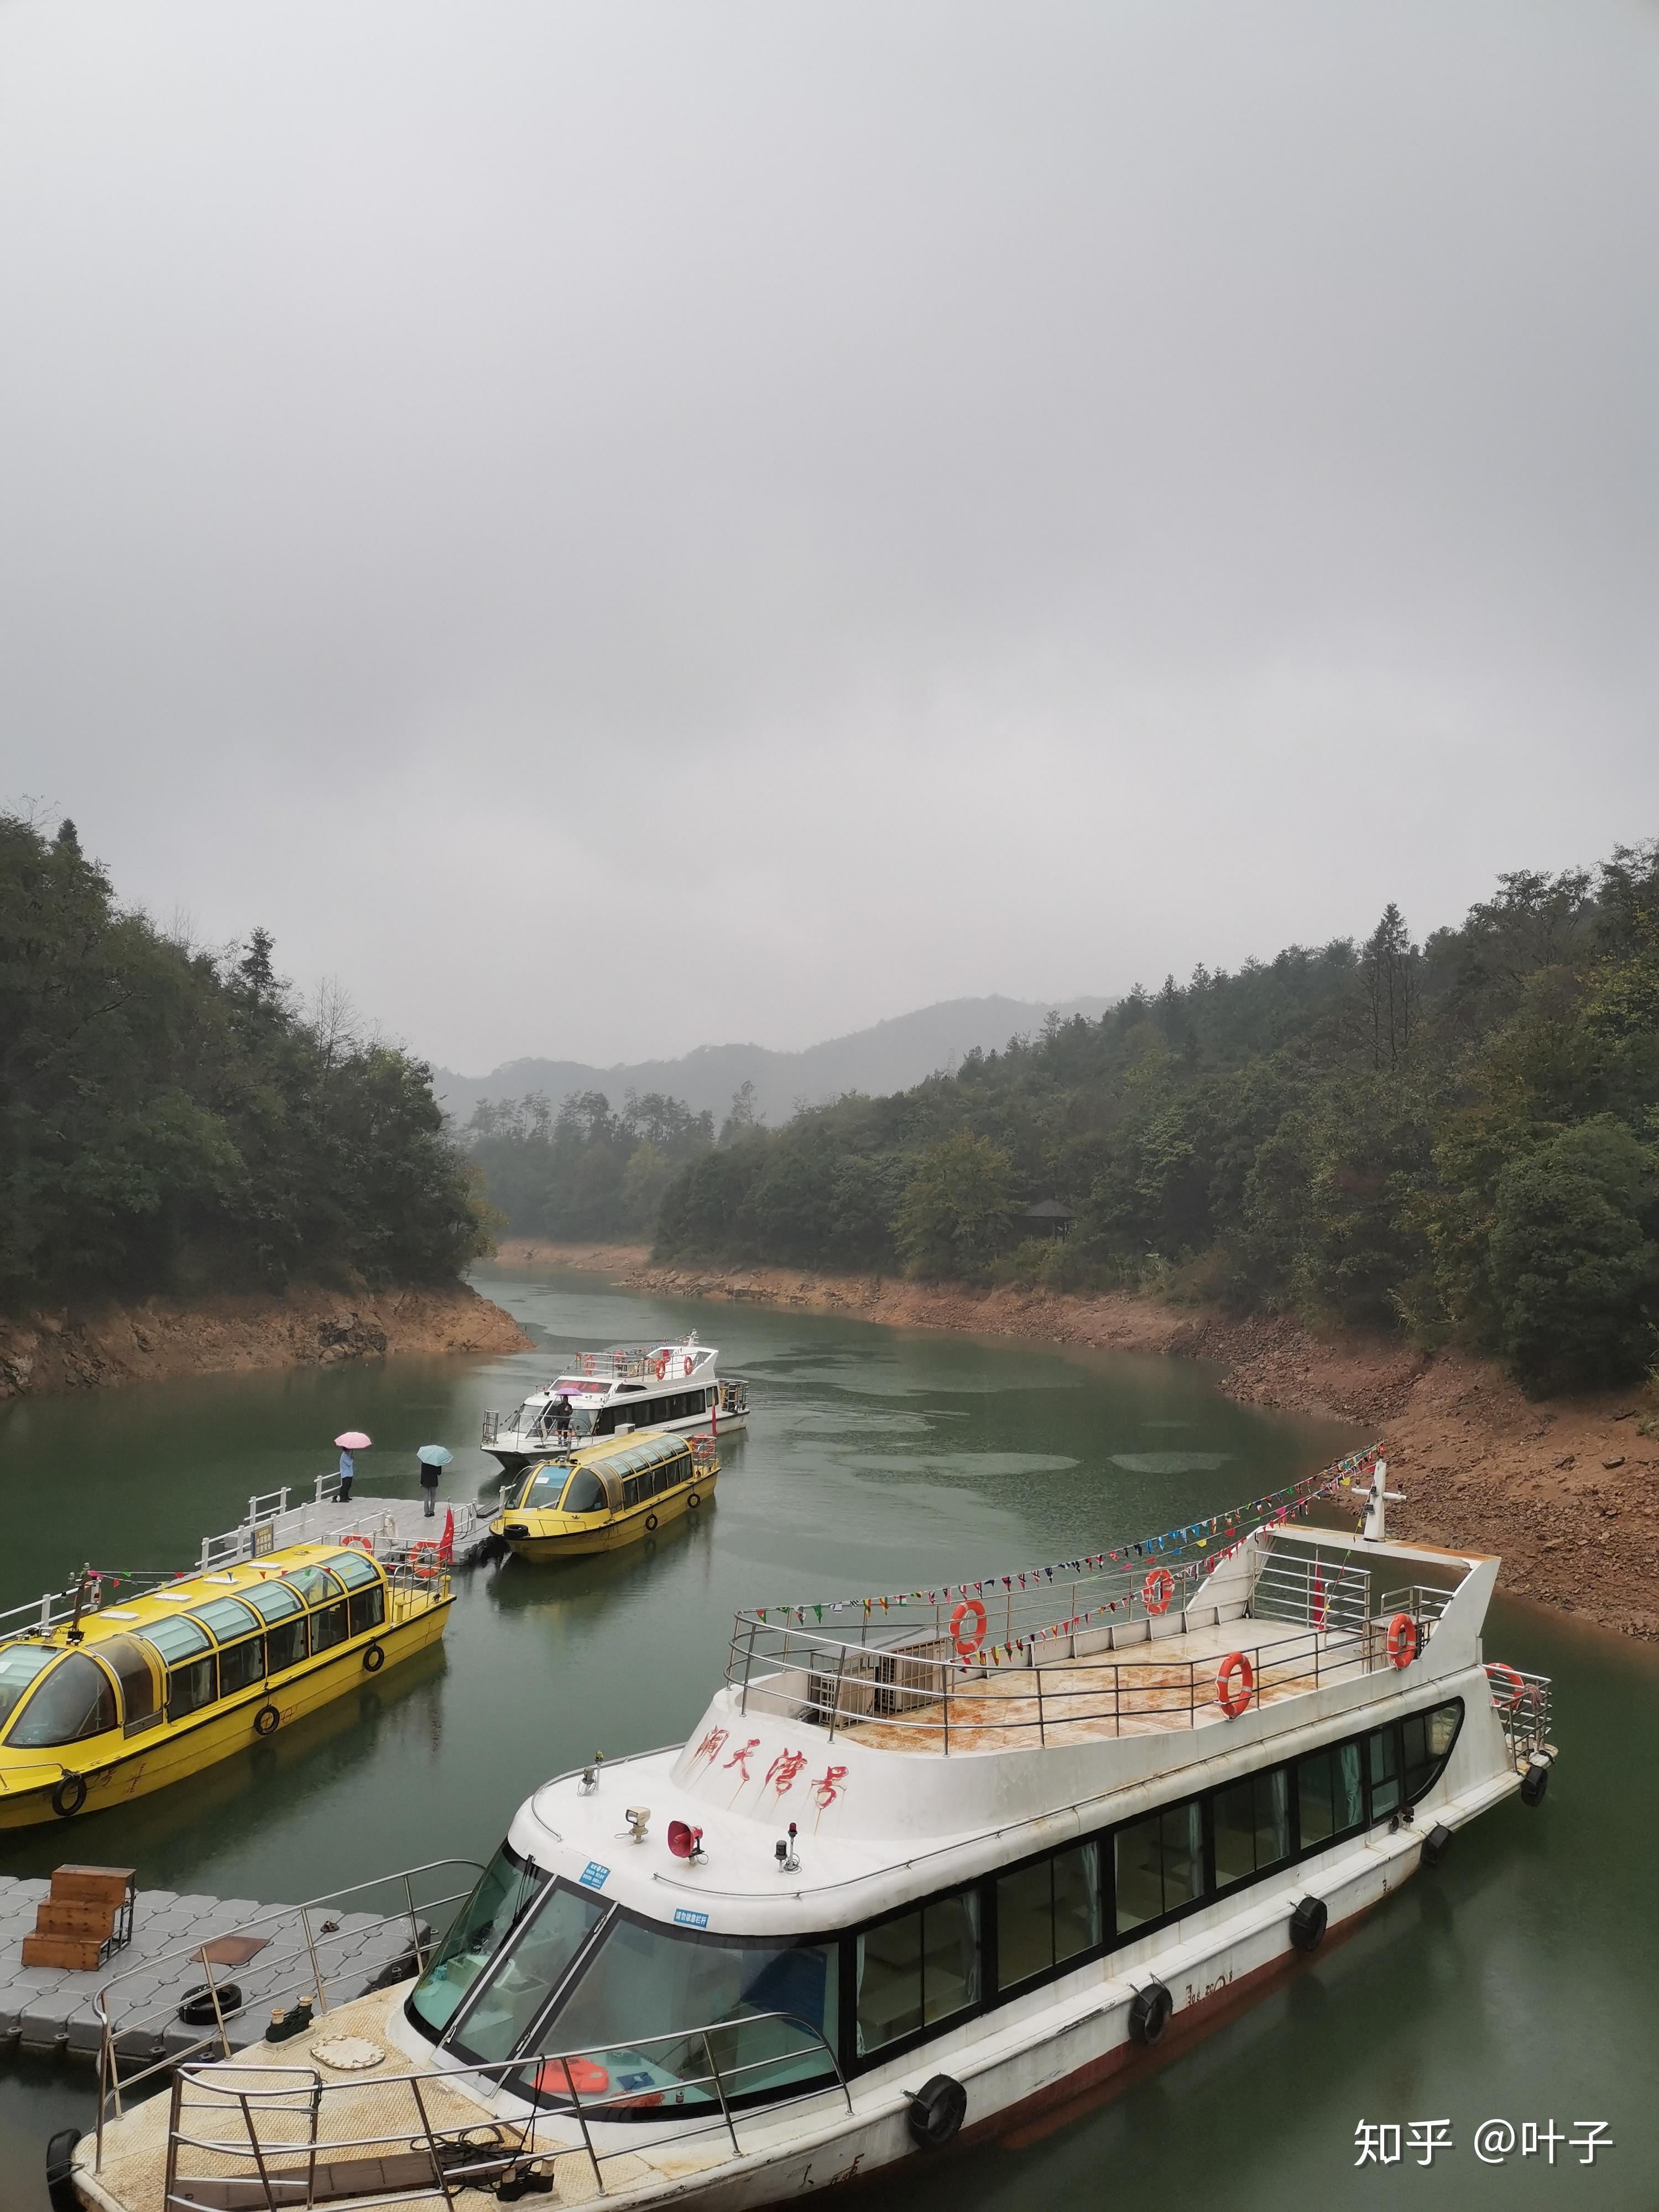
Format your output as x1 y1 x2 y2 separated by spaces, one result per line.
417 1444 452 1519
334 1430 372 1503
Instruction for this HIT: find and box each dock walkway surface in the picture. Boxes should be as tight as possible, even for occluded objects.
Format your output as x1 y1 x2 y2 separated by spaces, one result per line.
258 1491 497 1568
0 1876 422 2062
188 1486 500 1573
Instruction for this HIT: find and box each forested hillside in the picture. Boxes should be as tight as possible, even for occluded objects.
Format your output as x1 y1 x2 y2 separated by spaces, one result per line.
650 847 1659 1397
0 812 492 1309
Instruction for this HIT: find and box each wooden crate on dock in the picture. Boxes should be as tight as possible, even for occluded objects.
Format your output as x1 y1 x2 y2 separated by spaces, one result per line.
20 1864 135 1973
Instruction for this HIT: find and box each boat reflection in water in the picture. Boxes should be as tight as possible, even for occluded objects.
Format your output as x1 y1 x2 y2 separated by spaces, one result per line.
74 1456 1559 2211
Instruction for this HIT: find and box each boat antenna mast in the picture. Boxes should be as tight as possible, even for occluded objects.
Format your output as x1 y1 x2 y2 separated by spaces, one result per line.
1361 1459 1405 1543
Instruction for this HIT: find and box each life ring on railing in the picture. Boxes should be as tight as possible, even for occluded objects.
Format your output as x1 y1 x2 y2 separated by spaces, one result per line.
580 1353 594 1375
1142 1567 1175 1616
949 1598 987 1660
1216 1651 1254 1719
1386 1613 1419 1670
655 1355 669 1381
1486 1660 1526 1710
684 1354 694 1376
340 1533 374 1555
410 1542 443 1582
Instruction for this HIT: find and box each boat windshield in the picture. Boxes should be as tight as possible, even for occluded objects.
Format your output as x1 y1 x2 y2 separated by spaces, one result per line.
408 1847 601 2054
518 1907 839 2112
511 1464 573 1511
0 1644 60 1730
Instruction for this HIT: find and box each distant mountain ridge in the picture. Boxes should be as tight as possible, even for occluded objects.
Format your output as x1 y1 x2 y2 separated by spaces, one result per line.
432 994 1114 1126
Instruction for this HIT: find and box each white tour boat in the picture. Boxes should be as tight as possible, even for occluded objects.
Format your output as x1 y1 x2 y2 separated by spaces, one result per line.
482 1334 749 1472
71 1450 1557 2212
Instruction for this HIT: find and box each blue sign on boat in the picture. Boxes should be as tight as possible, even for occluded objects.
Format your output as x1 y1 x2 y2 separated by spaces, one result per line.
579 1861 610 1891
673 1907 709 1928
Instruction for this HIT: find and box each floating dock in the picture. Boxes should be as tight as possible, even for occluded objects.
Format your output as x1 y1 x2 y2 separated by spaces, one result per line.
189 1477 502 1575
0 1876 423 2062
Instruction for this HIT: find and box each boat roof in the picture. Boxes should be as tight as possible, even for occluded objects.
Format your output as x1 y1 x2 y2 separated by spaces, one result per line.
1 1543 384 1657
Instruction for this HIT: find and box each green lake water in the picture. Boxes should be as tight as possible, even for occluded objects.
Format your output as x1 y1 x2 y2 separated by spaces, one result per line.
0 1264 1654 2208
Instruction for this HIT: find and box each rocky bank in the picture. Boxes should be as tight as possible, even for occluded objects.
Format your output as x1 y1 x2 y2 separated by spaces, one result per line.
0 1282 530 1402
520 1245 1659 1642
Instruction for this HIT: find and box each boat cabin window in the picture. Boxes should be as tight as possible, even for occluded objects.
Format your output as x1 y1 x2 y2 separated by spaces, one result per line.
239 1582 304 1624
176 1598 265 1698
309 1597 350 1655
190 1597 262 1643
1295 1742 1364 1846
1367 1728 1401 1819
560 1469 608 1515
141 1616 215 1666
526 1905 839 2109
995 1840 1100 1993
856 1891 979 2054
1212 1768 1290 1891
97 1634 161 1730
1403 1703 1462 1799
0 1644 58 1729
1114 1802 1203 1934
238 1580 306 1671
322 1550 382 1590
317 1550 386 1635
283 1567 345 1607
4 1651 117 1747
409 1844 557 2038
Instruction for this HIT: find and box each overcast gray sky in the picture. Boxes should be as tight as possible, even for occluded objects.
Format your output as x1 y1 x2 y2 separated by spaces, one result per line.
2 1 1655 1074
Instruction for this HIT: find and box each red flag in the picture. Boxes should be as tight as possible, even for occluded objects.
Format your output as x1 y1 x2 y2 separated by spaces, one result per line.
439 1507 455 1562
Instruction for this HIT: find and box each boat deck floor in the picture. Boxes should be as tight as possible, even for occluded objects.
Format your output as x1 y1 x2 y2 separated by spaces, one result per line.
837 1613 1372 1754
88 1986 737 2212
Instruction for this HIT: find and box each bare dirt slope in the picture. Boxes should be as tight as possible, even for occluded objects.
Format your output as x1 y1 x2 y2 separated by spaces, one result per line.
0 1282 530 1402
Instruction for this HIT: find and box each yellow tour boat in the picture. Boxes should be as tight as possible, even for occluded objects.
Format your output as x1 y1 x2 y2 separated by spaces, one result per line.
491 1428 719 1561
0 1542 451 1830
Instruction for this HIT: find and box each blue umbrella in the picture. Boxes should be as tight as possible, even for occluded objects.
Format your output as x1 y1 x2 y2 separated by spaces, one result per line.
417 1445 453 1468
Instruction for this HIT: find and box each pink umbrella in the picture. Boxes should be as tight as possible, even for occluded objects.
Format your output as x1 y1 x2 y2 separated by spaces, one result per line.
334 1431 372 1450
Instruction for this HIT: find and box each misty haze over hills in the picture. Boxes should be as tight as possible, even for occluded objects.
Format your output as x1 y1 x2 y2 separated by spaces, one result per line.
432 995 1113 1127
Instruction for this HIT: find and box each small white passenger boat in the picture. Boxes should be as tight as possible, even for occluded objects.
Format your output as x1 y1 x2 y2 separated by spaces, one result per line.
482 1334 749 1472
71 1450 1557 2212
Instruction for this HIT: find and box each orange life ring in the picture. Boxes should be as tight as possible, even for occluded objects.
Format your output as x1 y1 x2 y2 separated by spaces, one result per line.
1386 1613 1419 1669
409 1542 442 1582
340 1532 374 1554
581 1354 594 1375
655 1355 669 1381
683 1355 693 1376
1142 1566 1175 1616
1216 1650 1254 1719
1486 1660 1525 1710
949 1598 987 1660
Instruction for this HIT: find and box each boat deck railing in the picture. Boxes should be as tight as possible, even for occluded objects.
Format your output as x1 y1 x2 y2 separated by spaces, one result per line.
160 2011 849 2208
93 1859 487 2171
726 1533 1455 1752
1488 1663 1554 1761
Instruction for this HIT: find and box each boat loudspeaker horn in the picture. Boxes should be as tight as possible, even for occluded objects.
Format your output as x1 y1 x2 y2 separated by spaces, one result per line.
667 1820 707 1864
906 2075 967 2148
1128 1980 1173 2047
1289 1895 1328 1953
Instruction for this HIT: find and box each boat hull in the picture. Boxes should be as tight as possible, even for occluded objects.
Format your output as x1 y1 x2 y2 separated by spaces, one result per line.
517 1773 1519 2209
0 1598 451 1832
